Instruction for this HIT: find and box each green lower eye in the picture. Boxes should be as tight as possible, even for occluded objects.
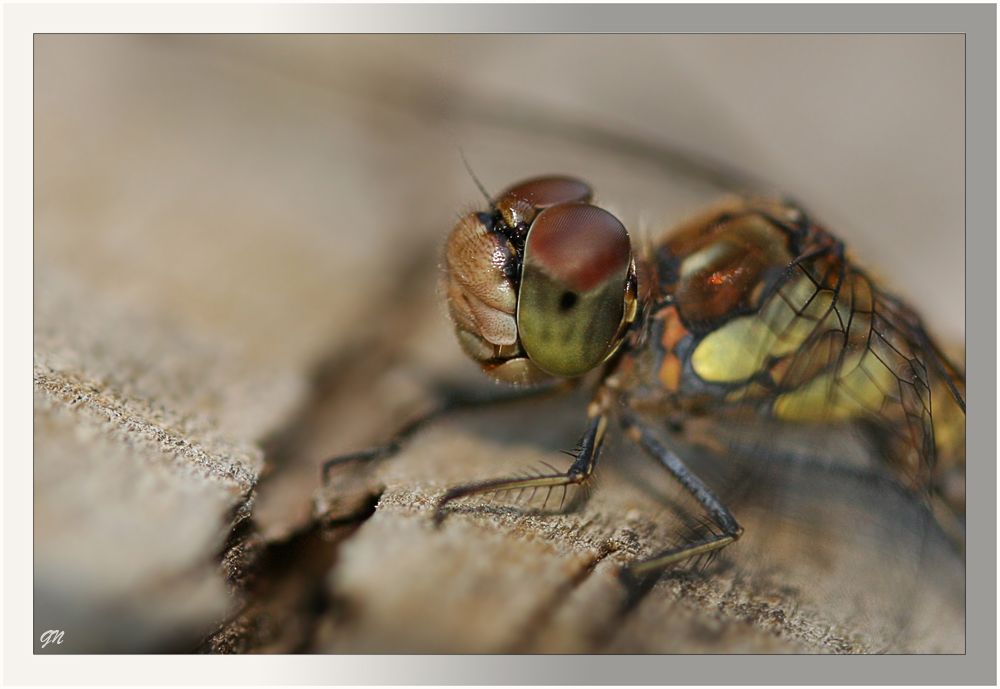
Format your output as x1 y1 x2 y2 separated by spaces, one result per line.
558 292 578 311
517 203 633 378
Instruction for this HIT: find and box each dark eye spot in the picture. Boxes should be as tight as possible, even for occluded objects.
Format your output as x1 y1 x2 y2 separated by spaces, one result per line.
558 291 578 311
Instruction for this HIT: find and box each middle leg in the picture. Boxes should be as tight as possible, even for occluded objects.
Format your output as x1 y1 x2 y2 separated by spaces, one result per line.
620 411 744 578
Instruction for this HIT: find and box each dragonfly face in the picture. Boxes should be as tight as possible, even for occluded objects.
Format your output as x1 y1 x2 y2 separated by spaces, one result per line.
445 176 639 385
443 176 966 558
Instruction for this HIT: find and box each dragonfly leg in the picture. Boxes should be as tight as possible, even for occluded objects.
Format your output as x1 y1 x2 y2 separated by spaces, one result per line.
619 412 743 578
434 387 613 523
321 381 569 484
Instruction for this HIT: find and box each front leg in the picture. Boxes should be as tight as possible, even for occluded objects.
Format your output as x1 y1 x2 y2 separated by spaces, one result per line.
321 380 568 484
434 387 613 522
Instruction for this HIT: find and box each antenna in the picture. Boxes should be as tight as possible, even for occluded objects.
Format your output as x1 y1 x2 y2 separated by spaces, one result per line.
458 147 493 206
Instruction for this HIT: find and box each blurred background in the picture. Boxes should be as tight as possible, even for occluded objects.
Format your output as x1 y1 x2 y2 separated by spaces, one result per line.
33 35 964 654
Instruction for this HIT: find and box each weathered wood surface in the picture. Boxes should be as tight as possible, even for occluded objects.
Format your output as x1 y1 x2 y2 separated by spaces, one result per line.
33 35 964 654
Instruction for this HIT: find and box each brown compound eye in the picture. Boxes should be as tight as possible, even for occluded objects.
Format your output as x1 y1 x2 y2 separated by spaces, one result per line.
501 176 593 208
517 203 634 378
494 176 593 230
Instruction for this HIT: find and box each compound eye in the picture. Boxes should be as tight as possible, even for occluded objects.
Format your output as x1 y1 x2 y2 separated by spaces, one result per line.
501 176 593 209
495 176 593 229
517 203 632 378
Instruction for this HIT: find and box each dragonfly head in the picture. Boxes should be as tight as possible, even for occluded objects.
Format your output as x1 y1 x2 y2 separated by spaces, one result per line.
445 176 638 385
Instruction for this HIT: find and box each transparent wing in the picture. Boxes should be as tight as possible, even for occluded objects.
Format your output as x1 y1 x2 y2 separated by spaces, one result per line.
716 213 965 503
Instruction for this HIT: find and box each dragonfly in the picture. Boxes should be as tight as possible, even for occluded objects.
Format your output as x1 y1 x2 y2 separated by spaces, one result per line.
322 174 966 584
